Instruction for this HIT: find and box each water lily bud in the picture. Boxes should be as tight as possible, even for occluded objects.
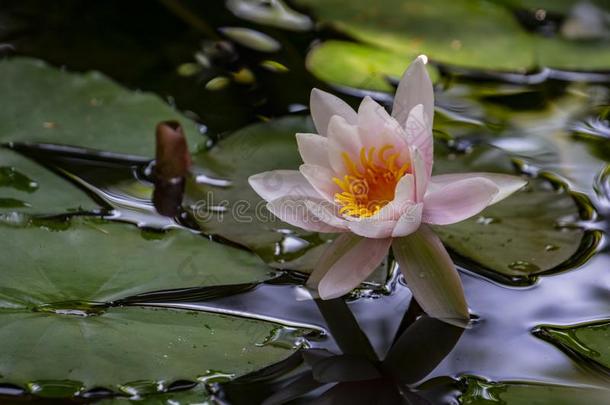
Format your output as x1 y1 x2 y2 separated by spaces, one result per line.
154 121 191 217
155 121 192 180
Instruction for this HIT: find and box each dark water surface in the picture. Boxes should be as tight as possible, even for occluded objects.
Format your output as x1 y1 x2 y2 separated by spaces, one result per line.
0 1 609 404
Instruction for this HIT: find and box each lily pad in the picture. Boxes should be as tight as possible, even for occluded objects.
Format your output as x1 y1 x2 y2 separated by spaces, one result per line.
433 143 589 285
184 116 322 264
306 40 438 92
0 217 315 393
0 57 204 217
0 217 273 304
183 116 392 285
533 320 610 372
0 307 311 395
298 0 610 91
0 57 203 156
98 384 210 404
295 0 535 71
0 149 98 215
459 375 610 405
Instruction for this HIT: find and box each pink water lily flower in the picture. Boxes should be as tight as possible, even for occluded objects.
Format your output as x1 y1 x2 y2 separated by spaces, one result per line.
249 55 526 326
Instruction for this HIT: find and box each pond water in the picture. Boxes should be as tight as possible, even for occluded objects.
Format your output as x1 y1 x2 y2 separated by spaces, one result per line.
0 0 609 404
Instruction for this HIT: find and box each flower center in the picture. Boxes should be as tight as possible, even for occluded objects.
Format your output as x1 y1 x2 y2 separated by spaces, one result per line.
332 144 410 218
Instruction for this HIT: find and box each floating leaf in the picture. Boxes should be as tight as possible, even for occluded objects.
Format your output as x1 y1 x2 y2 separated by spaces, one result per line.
0 58 202 156
306 40 438 92
183 117 391 286
184 116 320 264
98 384 210 404
0 218 314 393
0 149 98 215
226 0 313 31
6 142 173 229
0 57 204 217
297 0 610 90
533 320 610 372
0 217 273 304
459 375 610 404
433 143 590 285
0 307 312 395
219 27 281 53
295 0 534 71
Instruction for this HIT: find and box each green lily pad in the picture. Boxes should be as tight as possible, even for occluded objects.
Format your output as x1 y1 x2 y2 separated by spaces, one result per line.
0 57 204 217
0 149 98 215
298 0 610 91
0 217 273 305
98 384 210 404
295 0 535 71
433 143 589 285
0 57 203 156
184 116 322 265
306 40 438 92
533 320 610 372
0 306 311 395
0 217 315 393
459 375 610 405
183 116 392 285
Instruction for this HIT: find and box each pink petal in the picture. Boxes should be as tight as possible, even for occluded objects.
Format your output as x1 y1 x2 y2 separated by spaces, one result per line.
327 115 362 175
306 233 361 289
303 199 347 229
310 88 357 137
357 97 409 164
296 133 330 168
392 203 423 237
267 196 346 233
412 148 429 203
392 225 469 327
392 55 434 129
346 218 396 239
249 170 320 202
428 173 527 205
300 164 340 203
308 234 392 299
405 104 433 175
422 177 499 225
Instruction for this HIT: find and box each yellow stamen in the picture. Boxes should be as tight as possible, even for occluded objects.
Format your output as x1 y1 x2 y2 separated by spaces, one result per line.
333 144 410 218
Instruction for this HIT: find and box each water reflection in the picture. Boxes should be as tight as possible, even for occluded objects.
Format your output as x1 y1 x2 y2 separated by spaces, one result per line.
224 297 463 404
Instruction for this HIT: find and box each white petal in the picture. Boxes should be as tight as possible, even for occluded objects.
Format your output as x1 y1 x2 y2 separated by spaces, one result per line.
428 173 527 205
392 203 423 237
267 196 346 233
405 104 433 175
306 233 361 290
303 199 347 229
357 97 409 162
309 235 391 299
392 55 434 129
392 225 469 327
346 218 396 239
310 88 357 137
423 177 499 225
296 133 330 168
299 164 339 203
327 115 362 175
249 170 320 202
347 201 423 239
412 148 429 203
